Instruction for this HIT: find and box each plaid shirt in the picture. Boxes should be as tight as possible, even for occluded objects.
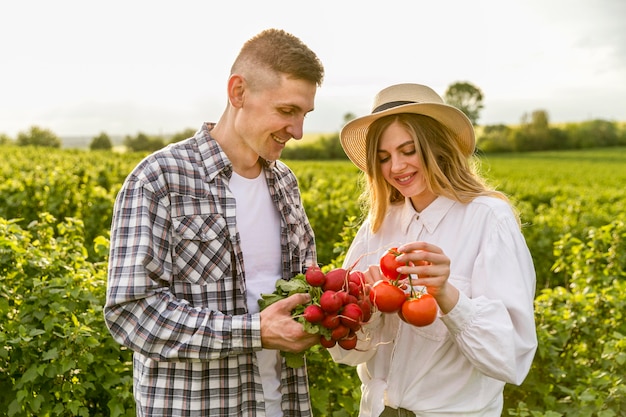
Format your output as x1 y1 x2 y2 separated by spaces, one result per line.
104 123 316 417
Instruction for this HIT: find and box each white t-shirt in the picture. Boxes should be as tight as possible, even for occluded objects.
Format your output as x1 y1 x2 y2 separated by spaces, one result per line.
230 171 283 417
329 196 537 417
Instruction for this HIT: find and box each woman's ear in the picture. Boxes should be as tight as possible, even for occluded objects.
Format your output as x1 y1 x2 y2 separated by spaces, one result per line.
227 74 245 108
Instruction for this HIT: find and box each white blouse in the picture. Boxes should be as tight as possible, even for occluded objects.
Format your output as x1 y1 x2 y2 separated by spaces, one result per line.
329 196 537 417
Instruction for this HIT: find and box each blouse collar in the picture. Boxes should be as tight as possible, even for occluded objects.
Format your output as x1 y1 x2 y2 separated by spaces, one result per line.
400 196 457 235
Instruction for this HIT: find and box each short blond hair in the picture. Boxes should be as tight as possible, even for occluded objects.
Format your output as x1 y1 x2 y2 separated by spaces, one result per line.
231 29 324 89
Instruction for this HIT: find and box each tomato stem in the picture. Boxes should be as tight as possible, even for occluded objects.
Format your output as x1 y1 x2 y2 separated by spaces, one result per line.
407 274 427 298
408 275 417 298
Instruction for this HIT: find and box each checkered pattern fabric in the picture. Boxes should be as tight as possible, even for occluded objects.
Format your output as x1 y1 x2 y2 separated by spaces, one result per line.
105 123 316 416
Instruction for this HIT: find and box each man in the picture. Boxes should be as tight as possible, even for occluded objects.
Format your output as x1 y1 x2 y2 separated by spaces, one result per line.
104 28 324 417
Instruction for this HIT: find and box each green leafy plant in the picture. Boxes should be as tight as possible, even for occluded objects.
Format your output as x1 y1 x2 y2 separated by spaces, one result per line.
1 146 626 416
0 215 134 417
505 218 626 416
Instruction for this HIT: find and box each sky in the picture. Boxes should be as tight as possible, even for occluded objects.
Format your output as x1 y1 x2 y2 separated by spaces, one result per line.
1 0 625 140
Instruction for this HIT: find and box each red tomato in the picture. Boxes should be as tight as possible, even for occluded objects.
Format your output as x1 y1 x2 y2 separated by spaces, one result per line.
369 280 406 313
379 247 408 281
400 293 438 327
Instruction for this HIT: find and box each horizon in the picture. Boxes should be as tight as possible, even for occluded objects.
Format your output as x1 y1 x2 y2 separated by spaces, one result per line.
24 115 626 150
1 0 624 139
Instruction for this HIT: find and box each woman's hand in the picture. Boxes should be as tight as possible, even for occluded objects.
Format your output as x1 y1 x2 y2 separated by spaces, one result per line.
395 241 459 314
363 264 383 286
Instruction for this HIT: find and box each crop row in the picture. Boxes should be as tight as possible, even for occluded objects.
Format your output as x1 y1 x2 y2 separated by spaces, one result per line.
1 145 625 416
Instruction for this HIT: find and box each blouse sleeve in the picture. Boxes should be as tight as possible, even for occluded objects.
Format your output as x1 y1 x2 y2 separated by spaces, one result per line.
441 213 537 385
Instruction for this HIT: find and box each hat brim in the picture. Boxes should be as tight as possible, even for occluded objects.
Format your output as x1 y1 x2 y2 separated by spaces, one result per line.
340 102 475 171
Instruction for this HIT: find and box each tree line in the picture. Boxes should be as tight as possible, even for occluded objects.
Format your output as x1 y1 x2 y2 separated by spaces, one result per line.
2 82 625 153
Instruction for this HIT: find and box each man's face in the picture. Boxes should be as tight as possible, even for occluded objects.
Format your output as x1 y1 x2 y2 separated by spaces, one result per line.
234 74 317 162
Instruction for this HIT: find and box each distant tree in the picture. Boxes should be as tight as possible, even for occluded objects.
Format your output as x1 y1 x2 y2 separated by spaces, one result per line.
476 124 514 153
89 132 113 150
343 112 356 125
169 128 196 144
124 132 149 152
0 133 12 145
619 123 626 146
124 132 165 152
528 109 549 129
16 126 62 148
281 133 349 161
565 119 620 149
444 82 484 125
512 110 555 151
317 133 347 159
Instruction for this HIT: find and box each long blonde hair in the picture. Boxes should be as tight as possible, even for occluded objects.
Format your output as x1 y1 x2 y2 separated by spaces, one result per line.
362 114 514 233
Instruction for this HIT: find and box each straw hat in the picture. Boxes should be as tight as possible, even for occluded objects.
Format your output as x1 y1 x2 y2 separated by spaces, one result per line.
340 83 475 171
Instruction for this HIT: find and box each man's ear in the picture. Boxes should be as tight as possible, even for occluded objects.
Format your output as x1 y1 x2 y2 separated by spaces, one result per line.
227 74 245 108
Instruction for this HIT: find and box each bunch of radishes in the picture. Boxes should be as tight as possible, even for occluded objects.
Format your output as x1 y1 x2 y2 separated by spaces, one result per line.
301 266 372 350
260 245 442 367
258 265 373 357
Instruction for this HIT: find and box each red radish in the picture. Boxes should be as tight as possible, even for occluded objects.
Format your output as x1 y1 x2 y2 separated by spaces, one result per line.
348 270 366 290
331 324 350 340
358 299 372 323
320 335 336 348
340 303 363 330
348 281 360 297
320 290 342 313
338 332 358 350
337 290 358 306
305 265 325 287
323 268 348 292
321 313 340 329
303 304 325 324
343 293 359 306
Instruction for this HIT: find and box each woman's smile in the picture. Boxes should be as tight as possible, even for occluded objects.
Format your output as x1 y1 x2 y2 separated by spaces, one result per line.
394 172 416 185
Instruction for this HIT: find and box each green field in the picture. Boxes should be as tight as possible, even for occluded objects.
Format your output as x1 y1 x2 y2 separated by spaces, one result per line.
1 146 625 416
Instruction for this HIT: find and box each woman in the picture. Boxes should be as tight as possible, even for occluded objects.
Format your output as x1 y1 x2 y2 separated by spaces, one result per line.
329 83 537 417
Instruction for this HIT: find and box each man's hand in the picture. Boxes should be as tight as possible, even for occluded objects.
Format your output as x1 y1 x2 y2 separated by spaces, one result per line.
260 293 319 353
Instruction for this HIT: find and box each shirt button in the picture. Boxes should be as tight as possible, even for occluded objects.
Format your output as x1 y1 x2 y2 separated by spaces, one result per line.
415 215 420 221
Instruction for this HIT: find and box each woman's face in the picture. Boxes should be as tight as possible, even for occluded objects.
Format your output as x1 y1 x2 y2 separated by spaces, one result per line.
377 120 437 211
